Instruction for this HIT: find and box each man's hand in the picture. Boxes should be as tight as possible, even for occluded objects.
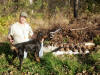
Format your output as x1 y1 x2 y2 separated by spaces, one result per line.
31 34 36 39
8 35 14 44
10 39 14 44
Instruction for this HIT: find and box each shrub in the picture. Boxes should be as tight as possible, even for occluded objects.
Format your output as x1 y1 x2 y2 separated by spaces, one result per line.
94 35 100 45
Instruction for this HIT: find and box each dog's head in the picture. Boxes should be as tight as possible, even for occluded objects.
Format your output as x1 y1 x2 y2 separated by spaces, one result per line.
36 31 47 41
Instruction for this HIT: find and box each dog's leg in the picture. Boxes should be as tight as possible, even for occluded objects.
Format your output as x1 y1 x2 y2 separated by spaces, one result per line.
18 49 24 70
12 51 17 61
10 45 18 53
35 52 40 62
34 48 40 62
19 57 23 70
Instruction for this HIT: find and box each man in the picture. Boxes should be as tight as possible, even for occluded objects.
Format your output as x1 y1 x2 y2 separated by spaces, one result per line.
8 12 33 58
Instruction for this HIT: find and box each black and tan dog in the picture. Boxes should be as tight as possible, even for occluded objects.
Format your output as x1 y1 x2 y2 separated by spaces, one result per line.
10 31 46 70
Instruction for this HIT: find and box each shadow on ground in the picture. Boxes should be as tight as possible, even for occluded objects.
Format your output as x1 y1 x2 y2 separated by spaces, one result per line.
0 42 13 64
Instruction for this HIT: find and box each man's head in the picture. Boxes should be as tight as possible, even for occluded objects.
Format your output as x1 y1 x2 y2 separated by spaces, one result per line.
19 12 28 24
20 12 28 18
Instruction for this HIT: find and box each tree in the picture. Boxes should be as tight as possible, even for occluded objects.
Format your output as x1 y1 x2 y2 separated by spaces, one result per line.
73 0 79 18
29 0 33 5
0 0 7 4
13 0 19 10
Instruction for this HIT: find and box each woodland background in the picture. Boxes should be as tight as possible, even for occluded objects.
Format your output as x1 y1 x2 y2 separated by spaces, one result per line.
0 0 100 75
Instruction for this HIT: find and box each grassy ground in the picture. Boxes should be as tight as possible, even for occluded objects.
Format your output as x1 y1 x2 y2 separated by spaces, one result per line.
0 42 100 75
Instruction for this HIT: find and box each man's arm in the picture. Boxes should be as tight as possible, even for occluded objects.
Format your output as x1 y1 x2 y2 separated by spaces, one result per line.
28 24 34 38
8 25 14 44
8 35 14 44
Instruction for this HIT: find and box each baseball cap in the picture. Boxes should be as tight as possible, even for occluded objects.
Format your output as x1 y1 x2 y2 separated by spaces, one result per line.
20 12 28 18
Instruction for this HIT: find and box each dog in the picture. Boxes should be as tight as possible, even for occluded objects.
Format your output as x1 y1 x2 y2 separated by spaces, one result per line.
10 31 46 70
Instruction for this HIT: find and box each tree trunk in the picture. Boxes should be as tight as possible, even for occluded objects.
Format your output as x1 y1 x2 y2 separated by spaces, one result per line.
13 0 19 10
29 0 33 5
73 0 79 18
0 0 6 4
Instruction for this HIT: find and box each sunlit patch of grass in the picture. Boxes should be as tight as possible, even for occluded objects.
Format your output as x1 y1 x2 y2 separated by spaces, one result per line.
41 53 64 75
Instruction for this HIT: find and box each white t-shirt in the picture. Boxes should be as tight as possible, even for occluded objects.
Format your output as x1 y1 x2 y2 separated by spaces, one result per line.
8 22 33 44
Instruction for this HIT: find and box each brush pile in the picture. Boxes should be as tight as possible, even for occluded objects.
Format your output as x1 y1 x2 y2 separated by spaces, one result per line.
36 16 100 55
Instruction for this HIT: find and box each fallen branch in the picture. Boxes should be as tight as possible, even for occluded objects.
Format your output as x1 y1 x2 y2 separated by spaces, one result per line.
50 29 61 34
70 24 99 31
50 29 61 38
70 27 88 31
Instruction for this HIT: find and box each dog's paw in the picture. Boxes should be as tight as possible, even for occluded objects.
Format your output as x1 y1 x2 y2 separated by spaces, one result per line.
36 57 40 62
